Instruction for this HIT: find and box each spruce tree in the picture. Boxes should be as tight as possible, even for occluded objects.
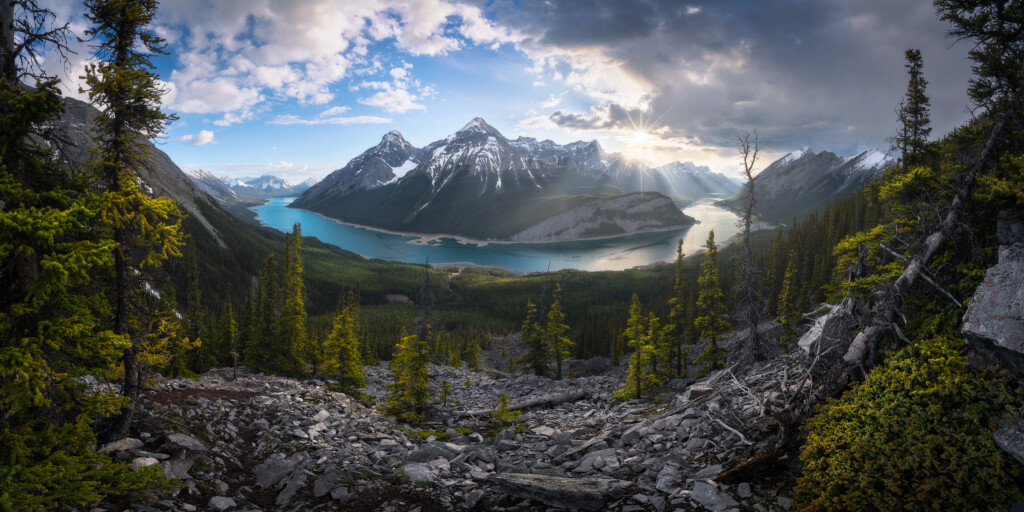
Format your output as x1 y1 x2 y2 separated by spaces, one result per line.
517 300 547 376
615 294 659 400
893 49 932 172
694 231 730 376
279 224 307 375
665 239 689 377
384 333 431 424
82 0 185 441
776 252 800 347
0 2 169 507
323 305 365 396
463 335 482 372
545 284 573 379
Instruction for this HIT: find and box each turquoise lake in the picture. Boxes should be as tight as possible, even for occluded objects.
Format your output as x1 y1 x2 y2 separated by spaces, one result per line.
250 197 742 273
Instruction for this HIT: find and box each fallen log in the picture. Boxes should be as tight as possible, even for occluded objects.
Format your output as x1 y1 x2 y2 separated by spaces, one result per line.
458 389 591 418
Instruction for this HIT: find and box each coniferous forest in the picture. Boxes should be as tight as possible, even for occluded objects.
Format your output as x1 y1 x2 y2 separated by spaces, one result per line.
2 0 1024 511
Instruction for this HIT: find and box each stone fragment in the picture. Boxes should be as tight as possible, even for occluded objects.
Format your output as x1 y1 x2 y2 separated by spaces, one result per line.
163 433 206 453
531 425 556 437
161 458 193 480
207 496 236 511
313 470 345 498
691 481 727 511
130 457 158 470
737 482 752 498
403 462 436 484
254 453 297 488
99 437 143 453
655 463 682 494
489 473 628 511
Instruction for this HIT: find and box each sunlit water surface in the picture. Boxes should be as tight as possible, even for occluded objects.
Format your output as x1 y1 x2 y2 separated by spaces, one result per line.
250 196 742 273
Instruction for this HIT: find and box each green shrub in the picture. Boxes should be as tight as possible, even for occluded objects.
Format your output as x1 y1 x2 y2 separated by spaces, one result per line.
797 335 1022 511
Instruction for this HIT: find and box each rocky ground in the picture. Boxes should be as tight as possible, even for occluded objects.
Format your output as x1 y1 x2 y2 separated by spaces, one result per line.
93 346 815 512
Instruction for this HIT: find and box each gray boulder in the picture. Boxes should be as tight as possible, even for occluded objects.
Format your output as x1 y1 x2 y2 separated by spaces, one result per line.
994 416 1024 465
162 433 206 453
254 453 298 488
403 462 436 484
963 210 1024 375
489 473 628 511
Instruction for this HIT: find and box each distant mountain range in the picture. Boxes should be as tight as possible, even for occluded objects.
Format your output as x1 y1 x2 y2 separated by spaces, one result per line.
717 147 893 223
292 118 736 240
186 172 321 202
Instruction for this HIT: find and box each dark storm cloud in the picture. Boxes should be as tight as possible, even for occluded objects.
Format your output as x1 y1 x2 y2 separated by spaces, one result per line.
548 102 646 130
487 0 974 155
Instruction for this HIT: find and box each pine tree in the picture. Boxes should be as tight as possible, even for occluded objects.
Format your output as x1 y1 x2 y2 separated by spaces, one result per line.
893 49 931 172
0 2 172 507
279 224 307 375
384 333 431 424
82 0 185 441
695 231 730 376
545 284 573 380
323 304 365 396
665 239 689 377
219 288 239 379
615 294 660 400
247 255 280 372
517 300 548 376
463 335 482 371
776 252 800 347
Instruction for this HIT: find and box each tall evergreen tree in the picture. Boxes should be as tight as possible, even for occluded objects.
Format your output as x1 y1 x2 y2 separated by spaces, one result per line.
323 305 365 396
615 295 660 400
545 284 573 379
695 231 730 376
82 0 185 441
893 49 932 171
776 252 801 347
247 255 280 372
517 300 547 376
279 224 308 375
666 239 689 377
0 2 169 507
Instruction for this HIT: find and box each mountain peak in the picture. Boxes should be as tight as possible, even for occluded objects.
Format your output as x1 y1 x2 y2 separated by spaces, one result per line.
383 129 404 141
458 117 502 137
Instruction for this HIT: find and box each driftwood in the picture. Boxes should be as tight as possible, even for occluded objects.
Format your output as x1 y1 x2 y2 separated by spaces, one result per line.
458 389 592 418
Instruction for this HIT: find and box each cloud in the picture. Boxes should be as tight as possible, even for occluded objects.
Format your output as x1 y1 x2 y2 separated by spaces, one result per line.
488 0 973 155
358 87 426 113
549 102 649 131
319 106 350 117
176 129 216 146
268 114 392 125
143 0 520 121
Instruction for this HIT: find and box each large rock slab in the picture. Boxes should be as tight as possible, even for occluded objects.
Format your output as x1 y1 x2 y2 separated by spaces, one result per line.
489 473 628 511
994 417 1024 465
963 211 1024 375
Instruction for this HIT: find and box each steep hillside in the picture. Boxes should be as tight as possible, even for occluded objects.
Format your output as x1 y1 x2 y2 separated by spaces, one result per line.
717 147 892 223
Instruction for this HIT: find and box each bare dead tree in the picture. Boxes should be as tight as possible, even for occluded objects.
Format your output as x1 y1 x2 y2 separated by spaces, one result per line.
734 130 770 363
2 0 73 84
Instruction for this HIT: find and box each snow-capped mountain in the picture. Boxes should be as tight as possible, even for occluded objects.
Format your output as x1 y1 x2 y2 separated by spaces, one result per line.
187 169 237 203
293 118 731 239
718 147 894 223
212 174 321 201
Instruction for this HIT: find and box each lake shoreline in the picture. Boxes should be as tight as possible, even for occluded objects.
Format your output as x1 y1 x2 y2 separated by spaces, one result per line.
248 197 744 272
279 199 699 247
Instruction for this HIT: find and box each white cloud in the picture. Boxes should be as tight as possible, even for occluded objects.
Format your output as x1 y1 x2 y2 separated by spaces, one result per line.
268 114 392 125
176 129 216 146
319 106 350 117
144 0 522 123
358 87 426 113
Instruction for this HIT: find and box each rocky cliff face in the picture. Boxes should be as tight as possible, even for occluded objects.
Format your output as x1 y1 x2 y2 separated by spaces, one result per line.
963 209 1024 375
510 192 695 242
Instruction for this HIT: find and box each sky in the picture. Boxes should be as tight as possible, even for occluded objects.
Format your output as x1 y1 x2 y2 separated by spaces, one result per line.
39 0 975 182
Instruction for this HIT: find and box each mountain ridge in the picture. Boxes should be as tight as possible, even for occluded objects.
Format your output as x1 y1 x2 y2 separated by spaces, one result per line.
292 118 728 240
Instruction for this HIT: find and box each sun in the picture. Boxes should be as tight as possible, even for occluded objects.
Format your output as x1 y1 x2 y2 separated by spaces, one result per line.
631 128 653 149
